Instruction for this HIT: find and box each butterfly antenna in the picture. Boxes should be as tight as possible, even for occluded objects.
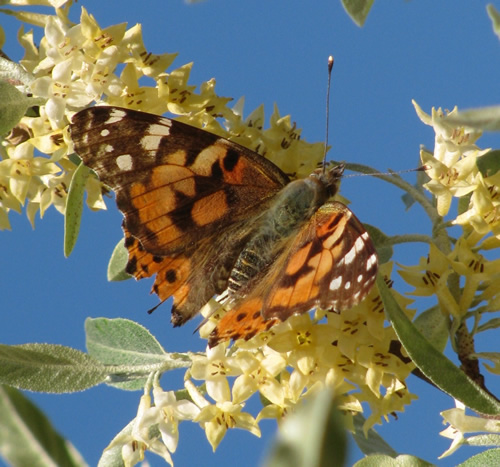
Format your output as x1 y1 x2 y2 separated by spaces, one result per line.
323 55 334 174
343 165 430 179
147 297 169 315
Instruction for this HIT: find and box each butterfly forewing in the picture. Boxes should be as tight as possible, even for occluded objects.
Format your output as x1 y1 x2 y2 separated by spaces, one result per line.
71 106 289 256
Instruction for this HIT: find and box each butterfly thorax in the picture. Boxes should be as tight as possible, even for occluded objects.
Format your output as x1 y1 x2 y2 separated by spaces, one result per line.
226 164 344 300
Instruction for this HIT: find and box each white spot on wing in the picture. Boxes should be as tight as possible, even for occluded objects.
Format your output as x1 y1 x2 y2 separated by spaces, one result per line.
345 235 367 265
105 109 127 124
344 245 356 265
329 276 342 291
100 129 110 137
357 274 364 283
148 123 172 136
141 135 164 152
116 154 133 171
366 253 377 270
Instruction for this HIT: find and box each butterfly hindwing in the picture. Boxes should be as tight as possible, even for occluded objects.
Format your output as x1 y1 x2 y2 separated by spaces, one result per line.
208 202 378 346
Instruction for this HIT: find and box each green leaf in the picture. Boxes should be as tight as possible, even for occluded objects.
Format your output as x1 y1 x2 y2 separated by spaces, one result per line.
0 385 87 467
377 276 500 415
107 239 132 281
0 81 31 135
458 448 500 466
0 344 107 393
0 56 34 87
487 4 500 41
341 0 374 27
351 413 398 457
365 224 393 264
476 149 500 177
64 162 91 257
354 454 435 467
446 106 500 132
263 388 346 467
85 318 189 390
97 420 134 467
464 434 500 447
86 318 167 365
413 305 448 353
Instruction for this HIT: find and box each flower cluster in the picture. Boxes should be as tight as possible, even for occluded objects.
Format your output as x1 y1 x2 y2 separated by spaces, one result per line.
1 5 323 230
405 102 500 456
413 101 499 238
112 261 417 463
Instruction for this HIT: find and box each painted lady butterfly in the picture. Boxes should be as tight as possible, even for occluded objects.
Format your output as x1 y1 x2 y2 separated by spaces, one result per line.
70 106 378 347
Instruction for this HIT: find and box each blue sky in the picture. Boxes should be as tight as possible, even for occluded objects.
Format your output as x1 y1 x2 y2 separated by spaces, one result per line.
2 1 500 466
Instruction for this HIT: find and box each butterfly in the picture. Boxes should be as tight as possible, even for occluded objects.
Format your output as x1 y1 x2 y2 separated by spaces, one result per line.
70 106 378 347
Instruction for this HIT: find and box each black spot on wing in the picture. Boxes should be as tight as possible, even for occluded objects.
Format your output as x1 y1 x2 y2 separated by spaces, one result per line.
211 159 223 179
223 149 240 172
124 236 135 248
166 269 177 283
126 256 137 275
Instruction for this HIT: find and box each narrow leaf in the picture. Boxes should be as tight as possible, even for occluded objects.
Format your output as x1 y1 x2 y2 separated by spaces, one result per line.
0 344 107 393
354 454 435 466
377 276 500 415
64 162 90 257
0 385 87 467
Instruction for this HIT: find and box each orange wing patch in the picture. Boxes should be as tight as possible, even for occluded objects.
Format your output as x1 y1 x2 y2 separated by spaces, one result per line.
208 297 279 347
124 227 192 311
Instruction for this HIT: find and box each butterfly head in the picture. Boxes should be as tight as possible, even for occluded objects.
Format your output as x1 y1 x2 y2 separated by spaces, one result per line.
312 162 345 199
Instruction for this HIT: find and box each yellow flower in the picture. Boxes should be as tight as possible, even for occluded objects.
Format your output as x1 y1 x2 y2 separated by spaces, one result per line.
231 348 286 405
190 343 241 404
439 401 500 458
454 168 500 238
450 233 500 317
185 380 260 451
413 100 486 217
398 243 460 318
